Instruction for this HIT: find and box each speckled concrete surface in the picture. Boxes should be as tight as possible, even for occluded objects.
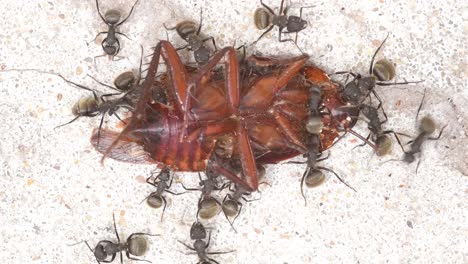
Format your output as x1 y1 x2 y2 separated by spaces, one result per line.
0 0 466 263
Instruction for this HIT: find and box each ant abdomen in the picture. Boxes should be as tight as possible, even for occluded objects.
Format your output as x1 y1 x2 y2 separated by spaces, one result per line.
304 169 325 188
104 9 121 25
72 96 99 116
372 59 396 82
198 197 220 219
254 8 272 30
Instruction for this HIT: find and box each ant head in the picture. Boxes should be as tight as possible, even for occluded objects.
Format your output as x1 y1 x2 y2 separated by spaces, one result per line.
403 153 415 163
342 81 360 103
198 197 220 219
104 9 121 25
146 193 163 208
305 169 325 188
190 221 207 240
194 47 211 65
103 45 118 56
127 236 149 256
287 16 308 32
93 243 108 261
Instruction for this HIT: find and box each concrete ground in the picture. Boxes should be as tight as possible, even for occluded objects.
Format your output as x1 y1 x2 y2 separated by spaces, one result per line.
0 0 466 263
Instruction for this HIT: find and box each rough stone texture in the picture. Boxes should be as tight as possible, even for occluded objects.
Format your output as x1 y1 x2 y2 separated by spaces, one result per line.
0 0 466 263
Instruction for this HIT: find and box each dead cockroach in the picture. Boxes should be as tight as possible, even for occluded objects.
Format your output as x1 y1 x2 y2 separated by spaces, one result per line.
90 0 139 63
253 0 313 44
91 41 352 193
178 221 234 264
78 214 157 263
142 167 186 221
164 10 216 65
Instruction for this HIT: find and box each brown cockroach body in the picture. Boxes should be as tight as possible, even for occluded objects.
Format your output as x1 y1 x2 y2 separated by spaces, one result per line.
91 41 353 192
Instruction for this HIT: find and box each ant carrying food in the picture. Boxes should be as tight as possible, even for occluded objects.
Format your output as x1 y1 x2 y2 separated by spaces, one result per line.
164 10 217 65
142 167 186 221
90 0 139 63
77 214 157 263
253 0 313 44
178 221 234 264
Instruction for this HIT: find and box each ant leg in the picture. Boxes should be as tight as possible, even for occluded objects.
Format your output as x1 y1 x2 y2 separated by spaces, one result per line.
416 88 426 121
115 32 132 40
347 128 378 151
88 32 108 45
119 252 123 264
278 0 285 14
94 54 108 67
428 124 447 140
300 168 309 206
196 8 203 35
95 0 106 22
370 90 388 124
112 213 121 243
206 232 211 248
127 232 160 240
96 113 106 147
178 240 196 251
369 32 389 75
207 257 220 264
176 44 190 51
299 5 315 18
202 36 217 50
180 183 200 192
316 166 357 192
139 192 155 205
351 133 371 150
116 0 140 26
87 74 120 92
160 196 168 221
260 0 275 15
54 116 81 129
126 251 150 263
252 25 275 45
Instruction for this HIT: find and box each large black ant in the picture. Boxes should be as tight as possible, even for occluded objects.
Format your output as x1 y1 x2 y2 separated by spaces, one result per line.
253 0 313 45
90 0 139 62
142 167 186 221
178 221 234 264
79 214 157 264
181 170 227 220
336 34 423 114
164 10 217 65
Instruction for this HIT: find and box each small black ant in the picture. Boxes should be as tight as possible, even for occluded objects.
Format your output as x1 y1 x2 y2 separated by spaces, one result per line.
142 167 186 221
178 221 234 264
90 0 139 63
164 9 217 65
79 214 158 264
253 0 313 44
393 90 447 172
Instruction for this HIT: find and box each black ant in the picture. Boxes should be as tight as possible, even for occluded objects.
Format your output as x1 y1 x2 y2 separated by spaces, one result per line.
90 0 139 63
178 221 234 264
141 167 186 221
181 170 227 220
79 214 158 263
253 0 313 44
335 34 423 121
164 9 217 65
393 90 447 172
